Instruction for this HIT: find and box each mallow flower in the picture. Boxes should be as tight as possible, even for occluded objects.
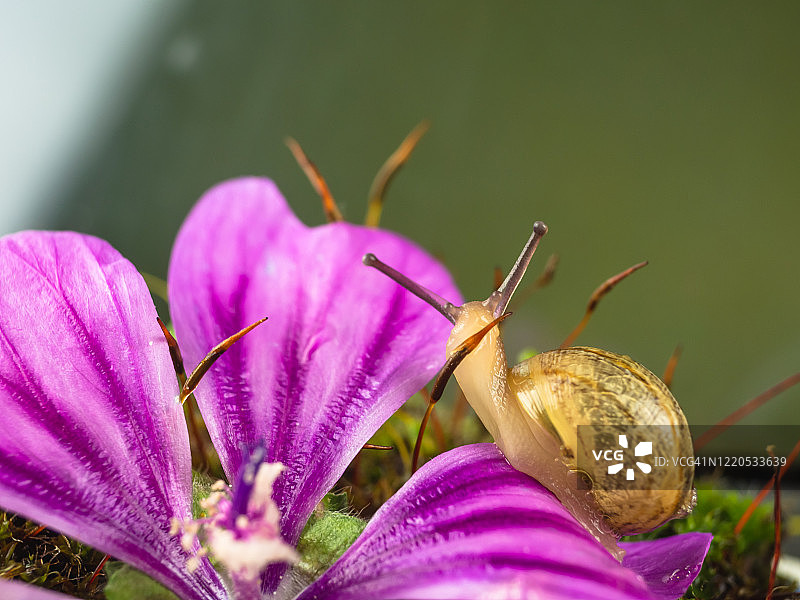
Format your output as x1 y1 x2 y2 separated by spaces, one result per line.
0 177 711 600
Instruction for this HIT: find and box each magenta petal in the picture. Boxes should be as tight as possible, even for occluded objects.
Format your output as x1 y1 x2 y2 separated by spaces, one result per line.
299 443 698 600
168 178 461 547
0 232 226 600
620 533 712 600
0 579 73 600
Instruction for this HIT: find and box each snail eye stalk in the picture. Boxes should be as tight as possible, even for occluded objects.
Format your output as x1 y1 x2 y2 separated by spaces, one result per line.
485 221 548 318
363 253 461 324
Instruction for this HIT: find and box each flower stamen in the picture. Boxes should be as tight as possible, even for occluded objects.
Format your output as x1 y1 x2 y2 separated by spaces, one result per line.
172 450 298 587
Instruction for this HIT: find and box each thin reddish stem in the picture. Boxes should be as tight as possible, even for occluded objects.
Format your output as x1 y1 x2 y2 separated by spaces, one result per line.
286 137 343 222
662 344 683 389
180 317 268 405
88 553 110 588
766 448 781 600
694 373 800 452
365 121 429 227
560 261 648 349
412 401 436 474
413 313 510 473
735 437 800 535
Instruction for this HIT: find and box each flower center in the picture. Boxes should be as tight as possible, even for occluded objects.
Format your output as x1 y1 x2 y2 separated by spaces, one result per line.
171 448 298 587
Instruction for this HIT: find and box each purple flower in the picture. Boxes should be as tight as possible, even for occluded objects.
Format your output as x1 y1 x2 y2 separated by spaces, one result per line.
0 178 710 600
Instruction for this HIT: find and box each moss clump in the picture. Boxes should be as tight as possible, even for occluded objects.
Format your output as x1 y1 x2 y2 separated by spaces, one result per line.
294 491 367 580
0 511 108 598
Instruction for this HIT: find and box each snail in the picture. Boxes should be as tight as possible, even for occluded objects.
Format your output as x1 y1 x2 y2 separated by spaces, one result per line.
364 221 696 556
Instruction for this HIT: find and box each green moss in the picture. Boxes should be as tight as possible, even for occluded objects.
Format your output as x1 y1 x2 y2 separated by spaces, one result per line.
191 470 217 519
294 492 367 580
0 511 108 598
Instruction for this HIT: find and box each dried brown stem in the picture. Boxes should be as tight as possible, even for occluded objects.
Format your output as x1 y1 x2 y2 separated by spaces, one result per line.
286 137 344 222
365 121 429 227
180 317 268 405
560 261 648 349
662 344 683 389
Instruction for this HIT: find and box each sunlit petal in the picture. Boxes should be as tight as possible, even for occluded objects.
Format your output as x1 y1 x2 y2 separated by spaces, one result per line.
0 232 225 600
169 177 462 556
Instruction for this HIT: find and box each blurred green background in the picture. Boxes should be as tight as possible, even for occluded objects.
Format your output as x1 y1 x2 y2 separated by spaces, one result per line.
4 2 799 451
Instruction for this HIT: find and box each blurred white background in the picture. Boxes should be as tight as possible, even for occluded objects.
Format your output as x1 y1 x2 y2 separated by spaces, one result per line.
0 1 180 235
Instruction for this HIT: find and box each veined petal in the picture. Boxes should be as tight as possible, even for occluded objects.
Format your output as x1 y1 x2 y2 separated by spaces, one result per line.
168 178 461 551
299 444 708 600
0 232 226 600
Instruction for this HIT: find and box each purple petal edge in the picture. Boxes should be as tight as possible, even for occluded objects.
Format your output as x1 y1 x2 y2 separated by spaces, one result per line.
0 579 73 600
168 177 462 553
300 443 709 600
620 533 713 600
0 232 225 600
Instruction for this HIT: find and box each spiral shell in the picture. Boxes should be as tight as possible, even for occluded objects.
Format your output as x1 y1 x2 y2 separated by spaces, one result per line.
510 346 695 535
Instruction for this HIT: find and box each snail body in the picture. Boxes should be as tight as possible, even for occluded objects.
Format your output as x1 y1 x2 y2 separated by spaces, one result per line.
364 221 695 555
